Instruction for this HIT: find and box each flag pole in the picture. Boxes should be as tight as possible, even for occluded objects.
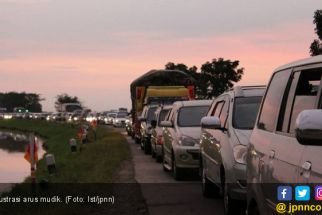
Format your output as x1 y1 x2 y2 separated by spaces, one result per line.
29 133 36 191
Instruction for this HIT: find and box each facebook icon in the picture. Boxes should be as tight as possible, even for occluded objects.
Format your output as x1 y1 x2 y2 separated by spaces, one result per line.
277 186 292 201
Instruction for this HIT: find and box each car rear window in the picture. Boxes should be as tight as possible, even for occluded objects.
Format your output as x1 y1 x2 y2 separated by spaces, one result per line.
233 96 262 129
158 109 170 126
117 113 127 118
178 106 209 127
147 107 157 123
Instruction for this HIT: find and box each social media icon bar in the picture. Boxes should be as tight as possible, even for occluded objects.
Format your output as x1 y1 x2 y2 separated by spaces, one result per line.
315 186 322 201
278 186 292 201
295 186 310 201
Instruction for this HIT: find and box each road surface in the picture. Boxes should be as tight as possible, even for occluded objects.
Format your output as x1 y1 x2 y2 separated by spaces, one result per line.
120 130 225 215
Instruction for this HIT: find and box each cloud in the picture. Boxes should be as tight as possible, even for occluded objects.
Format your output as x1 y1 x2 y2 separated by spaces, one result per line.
0 0 50 4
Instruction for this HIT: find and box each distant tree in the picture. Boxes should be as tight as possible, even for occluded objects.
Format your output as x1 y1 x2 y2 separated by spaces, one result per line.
0 92 43 112
201 58 244 98
164 59 244 98
310 40 322 56
310 10 322 56
165 62 206 97
55 93 81 112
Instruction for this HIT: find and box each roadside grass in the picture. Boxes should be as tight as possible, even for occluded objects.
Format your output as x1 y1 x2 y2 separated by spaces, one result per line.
0 120 148 215
0 119 130 183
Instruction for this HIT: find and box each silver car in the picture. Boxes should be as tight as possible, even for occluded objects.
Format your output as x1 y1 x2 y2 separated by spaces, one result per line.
139 105 158 154
113 112 127 127
200 86 265 215
151 105 172 162
161 100 212 180
247 55 322 215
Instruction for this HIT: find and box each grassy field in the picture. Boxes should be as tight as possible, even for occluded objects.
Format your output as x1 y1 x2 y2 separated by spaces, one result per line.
0 120 148 215
0 119 130 183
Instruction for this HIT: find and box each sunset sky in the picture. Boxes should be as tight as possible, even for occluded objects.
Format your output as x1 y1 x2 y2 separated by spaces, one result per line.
0 0 321 111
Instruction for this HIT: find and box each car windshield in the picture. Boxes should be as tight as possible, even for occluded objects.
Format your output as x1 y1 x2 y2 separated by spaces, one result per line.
66 105 82 112
147 107 157 123
178 106 209 127
158 109 170 126
233 96 262 129
109 113 117 118
117 113 127 118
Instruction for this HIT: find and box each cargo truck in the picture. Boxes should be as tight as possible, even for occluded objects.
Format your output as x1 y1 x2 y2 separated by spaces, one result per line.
130 69 195 144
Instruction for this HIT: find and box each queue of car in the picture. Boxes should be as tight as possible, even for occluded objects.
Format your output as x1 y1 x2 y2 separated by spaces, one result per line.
1 55 321 215
127 55 322 215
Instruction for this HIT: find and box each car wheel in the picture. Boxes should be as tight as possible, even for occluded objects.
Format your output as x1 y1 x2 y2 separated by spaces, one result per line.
135 137 140 144
222 174 244 215
144 140 149 154
151 147 156 158
247 203 260 215
141 139 144 150
162 148 169 172
201 164 218 198
156 155 162 163
172 154 183 180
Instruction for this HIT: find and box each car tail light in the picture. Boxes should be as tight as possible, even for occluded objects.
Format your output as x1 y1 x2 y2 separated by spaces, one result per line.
187 85 195 100
157 135 163 145
136 87 144 100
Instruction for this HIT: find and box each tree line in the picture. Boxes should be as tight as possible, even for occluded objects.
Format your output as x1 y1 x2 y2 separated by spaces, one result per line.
310 10 322 56
0 92 43 112
0 92 82 113
165 58 244 99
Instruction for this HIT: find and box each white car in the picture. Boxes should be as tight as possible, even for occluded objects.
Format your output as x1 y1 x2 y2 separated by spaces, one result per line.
161 100 212 180
247 55 322 215
151 105 172 162
113 112 127 127
200 86 265 214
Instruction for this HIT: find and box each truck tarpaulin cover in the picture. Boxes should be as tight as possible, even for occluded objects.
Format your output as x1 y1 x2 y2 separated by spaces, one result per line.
130 70 195 110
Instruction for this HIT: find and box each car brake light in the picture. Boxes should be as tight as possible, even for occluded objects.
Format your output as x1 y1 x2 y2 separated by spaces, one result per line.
157 135 163 145
188 85 195 100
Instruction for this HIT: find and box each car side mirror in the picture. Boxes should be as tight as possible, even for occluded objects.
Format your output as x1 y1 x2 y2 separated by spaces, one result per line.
138 116 146 122
201 116 227 132
295 109 322 145
151 120 157 128
201 116 221 129
160 120 173 128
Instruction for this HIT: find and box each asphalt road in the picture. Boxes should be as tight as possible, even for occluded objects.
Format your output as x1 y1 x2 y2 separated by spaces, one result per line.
119 129 225 215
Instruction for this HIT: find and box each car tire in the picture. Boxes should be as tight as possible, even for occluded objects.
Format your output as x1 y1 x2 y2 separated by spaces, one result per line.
141 140 144 150
247 203 260 215
172 155 183 180
222 173 244 215
151 148 156 158
156 155 162 163
135 137 140 144
201 164 218 198
162 149 169 172
144 140 149 154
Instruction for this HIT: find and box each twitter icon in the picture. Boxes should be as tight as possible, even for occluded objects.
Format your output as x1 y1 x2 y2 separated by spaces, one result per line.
295 186 310 201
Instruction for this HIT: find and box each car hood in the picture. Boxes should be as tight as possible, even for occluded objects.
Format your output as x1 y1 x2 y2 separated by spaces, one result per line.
234 129 252 146
178 127 202 140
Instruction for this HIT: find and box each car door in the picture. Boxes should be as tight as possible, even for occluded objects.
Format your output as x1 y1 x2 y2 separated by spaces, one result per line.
256 69 312 211
163 108 176 164
251 69 291 212
294 66 322 184
204 96 229 183
200 101 216 177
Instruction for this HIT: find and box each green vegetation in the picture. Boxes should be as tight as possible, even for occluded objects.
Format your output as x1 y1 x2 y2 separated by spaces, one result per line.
310 10 322 56
0 120 130 183
0 92 43 112
0 120 139 215
165 58 244 98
